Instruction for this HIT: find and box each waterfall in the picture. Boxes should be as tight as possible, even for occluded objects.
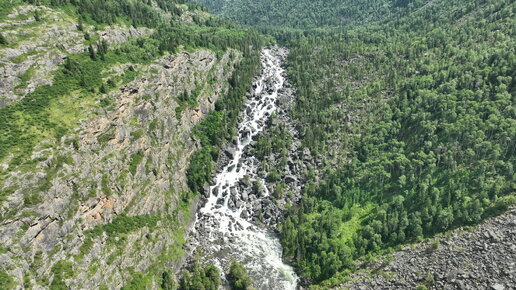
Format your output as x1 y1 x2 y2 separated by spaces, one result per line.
190 47 298 289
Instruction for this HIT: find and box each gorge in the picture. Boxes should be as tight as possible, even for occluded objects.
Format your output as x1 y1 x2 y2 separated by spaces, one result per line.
189 47 299 290
0 0 514 289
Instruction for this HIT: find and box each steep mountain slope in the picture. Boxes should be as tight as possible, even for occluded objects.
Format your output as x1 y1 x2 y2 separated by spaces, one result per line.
1 0 514 288
193 0 473 29
194 0 391 28
280 1 515 287
0 0 264 288
196 0 515 287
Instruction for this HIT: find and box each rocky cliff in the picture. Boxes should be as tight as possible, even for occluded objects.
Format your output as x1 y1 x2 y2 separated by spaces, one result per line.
0 3 245 289
0 5 152 108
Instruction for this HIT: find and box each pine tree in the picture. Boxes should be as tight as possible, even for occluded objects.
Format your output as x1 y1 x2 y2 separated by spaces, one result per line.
88 45 96 60
227 260 254 290
0 33 7 45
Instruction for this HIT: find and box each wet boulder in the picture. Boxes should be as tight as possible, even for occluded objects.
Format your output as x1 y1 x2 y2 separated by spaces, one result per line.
241 190 249 201
285 175 297 184
230 187 238 197
224 146 237 159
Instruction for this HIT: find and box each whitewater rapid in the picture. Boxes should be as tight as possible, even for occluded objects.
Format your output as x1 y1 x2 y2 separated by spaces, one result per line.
191 47 298 289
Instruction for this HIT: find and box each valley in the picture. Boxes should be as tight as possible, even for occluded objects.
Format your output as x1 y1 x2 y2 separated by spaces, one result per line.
0 0 514 289
189 47 298 289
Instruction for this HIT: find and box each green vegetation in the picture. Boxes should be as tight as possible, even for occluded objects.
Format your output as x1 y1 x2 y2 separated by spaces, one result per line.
179 263 221 290
227 260 254 290
1 0 267 198
0 271 16 290
22 0 197 27
0 38 160 169
186 35 265 193
97 126 115 144
121 272 154 290
0 33 7 45
50 260 74 290
271 0 516 286
129 151 144 175
131 129 145 140
87 214 160 238
0 0 21 21
161 271 178 290
254 122 291 161
194 0 426 29
0 0 265 289
2 0 513 288
198 0 516 286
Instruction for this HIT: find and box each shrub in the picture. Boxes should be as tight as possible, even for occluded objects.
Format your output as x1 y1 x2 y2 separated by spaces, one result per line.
227 260 253 290
179 263 220 290
121 272 153 290
0 33 7 45
129 151 144 175
0 271 15 290
131 129 145 140
161 271 177 290
50 260 74 290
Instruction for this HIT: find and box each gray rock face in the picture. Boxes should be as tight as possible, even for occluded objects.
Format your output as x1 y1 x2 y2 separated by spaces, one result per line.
98 25 153 46
224 146 237 159
0 5 153 108
337 207 516 289
0 48 241 288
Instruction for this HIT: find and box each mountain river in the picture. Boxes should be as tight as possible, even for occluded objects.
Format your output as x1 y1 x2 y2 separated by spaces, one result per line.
190 47 299 289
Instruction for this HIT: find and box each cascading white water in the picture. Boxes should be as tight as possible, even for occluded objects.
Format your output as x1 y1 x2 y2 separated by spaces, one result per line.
191 47 298 289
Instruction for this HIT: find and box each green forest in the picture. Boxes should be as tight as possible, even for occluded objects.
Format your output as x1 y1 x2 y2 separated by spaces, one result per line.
195 0 516 286
194 0 479 29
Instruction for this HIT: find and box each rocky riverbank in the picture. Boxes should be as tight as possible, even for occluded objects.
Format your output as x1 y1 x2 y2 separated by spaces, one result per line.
338 207 516 289
202 57 307 229
185 47 300 289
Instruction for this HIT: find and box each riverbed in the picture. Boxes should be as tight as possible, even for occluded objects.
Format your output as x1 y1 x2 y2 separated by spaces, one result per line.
189 47 299 289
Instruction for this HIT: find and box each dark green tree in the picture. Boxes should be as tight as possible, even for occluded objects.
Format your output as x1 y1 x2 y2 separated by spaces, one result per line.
227 260 253 290
0 33 7 45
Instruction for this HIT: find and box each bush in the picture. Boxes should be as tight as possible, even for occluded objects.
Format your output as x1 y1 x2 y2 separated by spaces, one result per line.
50 260 74 290
179 263 220 290
131 129 145 140
88 214 159 237
0 33 7 45
121 272 153 290
161 271 177 290
0 271 15 290
129 151 144 175
227 260 253 290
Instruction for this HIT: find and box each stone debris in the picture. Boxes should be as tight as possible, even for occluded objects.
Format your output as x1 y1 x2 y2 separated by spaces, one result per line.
337 207 516 289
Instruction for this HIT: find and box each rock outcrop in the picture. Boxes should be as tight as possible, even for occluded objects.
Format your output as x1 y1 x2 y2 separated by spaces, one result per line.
0 5 152 108
0 47 241 288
